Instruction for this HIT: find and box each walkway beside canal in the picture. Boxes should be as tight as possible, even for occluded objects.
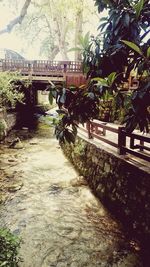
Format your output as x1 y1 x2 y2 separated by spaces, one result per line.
0 126 142 267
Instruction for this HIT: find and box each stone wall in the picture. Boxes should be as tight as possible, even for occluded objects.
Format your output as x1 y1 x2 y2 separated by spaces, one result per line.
5 112 17 131
0 108 17 140
61 136 150 244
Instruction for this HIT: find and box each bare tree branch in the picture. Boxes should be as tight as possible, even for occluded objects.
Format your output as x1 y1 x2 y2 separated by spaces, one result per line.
0 0 32 35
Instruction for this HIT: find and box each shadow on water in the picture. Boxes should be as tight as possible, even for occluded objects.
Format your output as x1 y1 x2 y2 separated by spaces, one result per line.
1 109 150 267
92 184 150 267
13 118 55 141
14 102 55 140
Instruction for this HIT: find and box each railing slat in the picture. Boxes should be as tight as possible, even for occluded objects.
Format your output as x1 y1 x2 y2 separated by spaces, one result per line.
0 59 83 75
79 121 150 162
91 133 118 148
124 147 150 162
126 132 150 142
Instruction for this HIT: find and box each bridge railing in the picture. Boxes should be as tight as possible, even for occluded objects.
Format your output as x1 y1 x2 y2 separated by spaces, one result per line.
79 120 150 162
0 59 83 76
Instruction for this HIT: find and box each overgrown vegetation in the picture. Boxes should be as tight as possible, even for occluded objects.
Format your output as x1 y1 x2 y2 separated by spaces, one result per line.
86 0 150 132
0 72 28 108
0 71 31 138
0 72 31 108
52 0 150 143
0 228 21 267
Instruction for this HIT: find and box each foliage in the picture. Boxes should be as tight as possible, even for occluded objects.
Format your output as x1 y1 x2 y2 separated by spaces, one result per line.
74 139 86 156
84 0 150 78
92 72 118 88
122 41 150 132
51 83 99 143
8 0 98 60
0 228 21 266
111 91 132 123
0 72 27 108
69 32 91 72
80 0 150 133
53 0 150 142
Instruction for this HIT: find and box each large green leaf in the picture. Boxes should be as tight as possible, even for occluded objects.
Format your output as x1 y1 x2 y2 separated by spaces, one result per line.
92 77 108 87
78 32 90 49
123 13 130 27
68 47 82 52
147 47 150 58
48 91 53 105
107 72 117 86
78 35 84 47
84 32 90 47
99 17 108 22
133 0 144 18
99 22 108 31
122 40 143 55
64 129 75 143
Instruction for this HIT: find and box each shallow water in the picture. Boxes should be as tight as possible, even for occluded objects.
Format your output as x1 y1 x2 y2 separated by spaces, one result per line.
0 125 143 267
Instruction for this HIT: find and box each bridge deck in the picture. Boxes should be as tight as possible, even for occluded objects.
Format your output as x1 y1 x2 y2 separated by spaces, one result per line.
0 59 86 86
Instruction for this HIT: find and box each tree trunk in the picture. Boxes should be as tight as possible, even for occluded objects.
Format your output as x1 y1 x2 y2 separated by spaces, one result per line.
59 43 69 61
75 0 84 61
48 47 59 60
0 0 32 34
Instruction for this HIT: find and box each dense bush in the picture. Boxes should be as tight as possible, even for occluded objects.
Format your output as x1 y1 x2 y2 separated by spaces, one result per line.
53 0 150 142
0 228 21 267
0 72 30 108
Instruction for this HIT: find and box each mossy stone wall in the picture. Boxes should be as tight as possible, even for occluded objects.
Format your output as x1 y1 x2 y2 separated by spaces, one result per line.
0 108 16 140
61 136 150 244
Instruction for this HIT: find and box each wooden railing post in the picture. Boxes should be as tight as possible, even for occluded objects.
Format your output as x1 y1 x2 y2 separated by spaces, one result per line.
118 126 126 155
130 136 134 149
102 127 106 136
64 63 67 72
140 140 144 151
86 121 92 139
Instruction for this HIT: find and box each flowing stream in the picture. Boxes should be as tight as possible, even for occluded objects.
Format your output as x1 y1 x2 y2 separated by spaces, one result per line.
0 124 143 267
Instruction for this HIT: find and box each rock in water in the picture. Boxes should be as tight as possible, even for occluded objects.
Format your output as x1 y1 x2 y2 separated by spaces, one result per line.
0 118 8 140
9 137 23 149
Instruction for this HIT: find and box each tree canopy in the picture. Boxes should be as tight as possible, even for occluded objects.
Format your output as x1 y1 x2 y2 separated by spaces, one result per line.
0 0 99 60
54 0 150 142
0 0 149 138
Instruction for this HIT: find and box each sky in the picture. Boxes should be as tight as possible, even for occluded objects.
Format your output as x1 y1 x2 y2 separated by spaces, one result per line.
0 3 40 59
0 1 100 60
0 4 26 55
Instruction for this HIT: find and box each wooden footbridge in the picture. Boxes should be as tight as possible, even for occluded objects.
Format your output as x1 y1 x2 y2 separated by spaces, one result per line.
0 59 86 87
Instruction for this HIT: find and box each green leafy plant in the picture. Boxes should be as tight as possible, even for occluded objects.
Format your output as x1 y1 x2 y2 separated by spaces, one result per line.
69 32 91 54
133 0 144 19
0 228 21 267
111 91 132 123
91 72 119 121
74 140 86 156
69 32 95 73
92 72 118 88
53 0 150 141
121 41 150 132
54 85 99 143
81 0 150 132
0 72 29 108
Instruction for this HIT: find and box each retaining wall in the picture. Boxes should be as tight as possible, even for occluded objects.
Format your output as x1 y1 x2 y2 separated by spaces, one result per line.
61 135 150 244
0 108 17 140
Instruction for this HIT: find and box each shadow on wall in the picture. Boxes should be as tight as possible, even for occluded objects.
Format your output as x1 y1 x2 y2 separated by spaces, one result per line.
61 137 150 251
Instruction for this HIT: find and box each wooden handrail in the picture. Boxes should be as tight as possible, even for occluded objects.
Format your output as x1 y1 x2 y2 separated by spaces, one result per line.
79 120 150 162
0 59 83 75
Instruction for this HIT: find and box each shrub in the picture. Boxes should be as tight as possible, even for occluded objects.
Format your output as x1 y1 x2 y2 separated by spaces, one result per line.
0 228 21 267
0 71 29 108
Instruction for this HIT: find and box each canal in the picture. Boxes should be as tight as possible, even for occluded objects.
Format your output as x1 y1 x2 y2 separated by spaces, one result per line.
0 123 143 267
